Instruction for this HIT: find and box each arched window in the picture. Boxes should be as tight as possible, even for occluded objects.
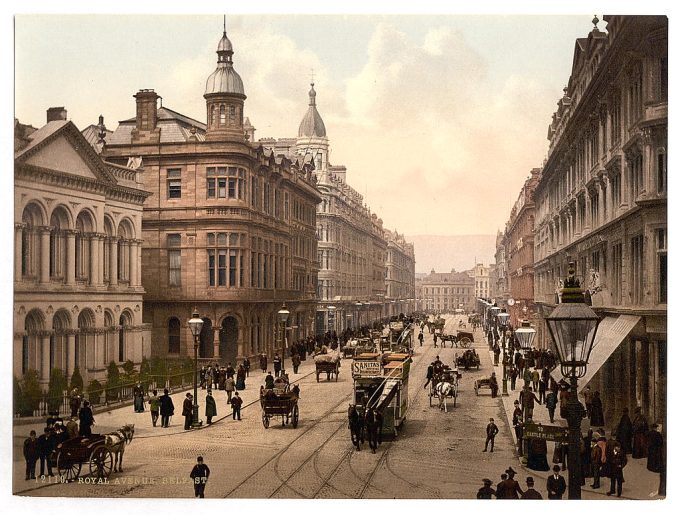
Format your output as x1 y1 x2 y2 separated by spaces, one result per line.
219 104 226 126
229 105 236 124
211 105 218 127
168 317 181 354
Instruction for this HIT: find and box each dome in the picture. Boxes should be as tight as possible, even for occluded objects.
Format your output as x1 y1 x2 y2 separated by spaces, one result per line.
298 83 326 138
204 31 245 97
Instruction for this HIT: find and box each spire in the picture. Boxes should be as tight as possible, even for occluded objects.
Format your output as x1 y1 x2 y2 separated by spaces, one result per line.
592 15 600 31
298 82 326 137
308 82 317 107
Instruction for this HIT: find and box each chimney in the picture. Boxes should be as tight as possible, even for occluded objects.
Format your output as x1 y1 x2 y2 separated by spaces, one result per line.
133 89 159 131
47 107 67 123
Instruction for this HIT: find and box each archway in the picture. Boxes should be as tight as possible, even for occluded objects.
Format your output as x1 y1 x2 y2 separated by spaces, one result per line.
219 317 238 365
199 318 213 359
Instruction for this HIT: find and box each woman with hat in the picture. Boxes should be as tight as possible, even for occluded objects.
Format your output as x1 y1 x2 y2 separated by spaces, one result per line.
476 478 496 499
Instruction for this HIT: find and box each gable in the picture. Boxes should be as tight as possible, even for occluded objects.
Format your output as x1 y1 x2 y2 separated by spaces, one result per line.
24 135 101 181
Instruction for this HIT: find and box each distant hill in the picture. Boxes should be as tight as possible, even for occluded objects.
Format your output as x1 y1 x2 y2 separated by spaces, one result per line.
406 234 496 274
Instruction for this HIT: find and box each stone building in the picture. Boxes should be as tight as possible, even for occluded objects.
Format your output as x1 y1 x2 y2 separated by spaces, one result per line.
420 269 475 313
102 29 321 364
14 109 151 387
533 16 667 425
385 229 416 318
466 263 491 302
493 229 509 308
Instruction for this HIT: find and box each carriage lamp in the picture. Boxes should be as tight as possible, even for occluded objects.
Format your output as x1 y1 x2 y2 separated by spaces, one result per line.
545 263 600 500
188 311 204 428
278 304 290 373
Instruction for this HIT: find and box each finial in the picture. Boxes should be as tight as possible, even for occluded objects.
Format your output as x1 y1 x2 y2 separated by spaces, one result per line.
592 15 599 30
97 115 107 145
310 68 315 86
223 14 226 35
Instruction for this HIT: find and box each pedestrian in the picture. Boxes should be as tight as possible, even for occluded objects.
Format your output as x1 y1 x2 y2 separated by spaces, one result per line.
23 430 38 480
264 371 275 389
531 368 540 391
424 362 434 389
495 473 508 499
159 388 174 428
183 393 194 430
500 467 523 499
243 357 251 377
582 385 593 418
78 400 94 437
133 381 145 413
260 352 268 373
538 373 547 404
433 332 438 347
521 476 543 499
37 427 54 477
225 376 235 401
69 388 82 418
291 352 301 374
489 372 498 399
590 432 607 489
476 478 496 499
519 385 540 421
236 364 246 390
493 343 500 366
230 391 242 420
546 465 566 499
589 391 605 427
631 406 648 458
646 423 665 497
615 407 633 454
512 401 523 455
149 389 160 427
483 417 499 452
205 390 217 425
418 331 424 346
189 456 210 498
509 365 518 390
273 353 282 377
545 389 558 423
65 416 79 438
607 443 627 497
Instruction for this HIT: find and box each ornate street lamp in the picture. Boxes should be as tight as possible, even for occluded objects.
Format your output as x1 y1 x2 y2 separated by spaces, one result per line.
545 264 600 500
187 310 204 428
515 319 536 457
278 304 290 373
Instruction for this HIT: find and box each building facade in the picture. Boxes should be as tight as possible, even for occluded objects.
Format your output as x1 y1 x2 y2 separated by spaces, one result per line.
103 29 321 364
533 16 667 426
385 229 416 317
14 110 151 387
493 229 509 308
420 270 475 313
466 263 491 301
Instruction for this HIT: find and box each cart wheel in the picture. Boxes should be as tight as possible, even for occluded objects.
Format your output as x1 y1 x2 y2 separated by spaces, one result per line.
292 404 299 428
56 452 82 481
89 447 113 479
262 413 269 428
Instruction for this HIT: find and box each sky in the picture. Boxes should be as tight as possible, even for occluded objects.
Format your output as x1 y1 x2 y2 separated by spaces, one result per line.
13 10 610 238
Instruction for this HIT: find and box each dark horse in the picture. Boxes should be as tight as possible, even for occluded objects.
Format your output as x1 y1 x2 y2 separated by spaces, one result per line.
348 405 364 451
364 408 383 453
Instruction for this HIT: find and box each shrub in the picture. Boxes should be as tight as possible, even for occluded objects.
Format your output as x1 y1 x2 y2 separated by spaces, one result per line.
21 370 42 416
14 376 24 416
69 366 84 393
106 361 121 401
87 379 103 405
47 368 68 414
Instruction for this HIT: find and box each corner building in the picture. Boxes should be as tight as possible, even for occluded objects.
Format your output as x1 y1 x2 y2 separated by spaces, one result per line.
103 30 321 364
533 16 667 426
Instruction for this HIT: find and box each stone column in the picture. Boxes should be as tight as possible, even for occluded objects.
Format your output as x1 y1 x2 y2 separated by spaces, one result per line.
39 227 51 284
129 240 138 287
213 326 221 359
66 230 76 285
137 241 143 287
67 332 76 378
109 237 118 286
89 234 99 286
41 334 51 382
14 224 24 282
605 174 613 221
98 235 106 285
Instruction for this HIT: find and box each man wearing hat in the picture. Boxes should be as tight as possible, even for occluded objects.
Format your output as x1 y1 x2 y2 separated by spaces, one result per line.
498 467 524 499
476 478 496 499
521 476 543 499
183 393 194 430
483 417 499 452
546 465 566 499
189 456 210 498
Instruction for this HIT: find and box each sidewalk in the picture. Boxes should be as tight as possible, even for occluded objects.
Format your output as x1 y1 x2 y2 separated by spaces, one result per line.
489 344 663 500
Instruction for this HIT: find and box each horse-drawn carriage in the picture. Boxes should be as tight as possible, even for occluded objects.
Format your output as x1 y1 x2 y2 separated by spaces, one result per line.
474 375 498 396
52 424 135 481
456 348 481 370
456 330 474 348
260 387 299 428
438 333 457 347
314 350 341 382
429 366 461 410
343 338 375 358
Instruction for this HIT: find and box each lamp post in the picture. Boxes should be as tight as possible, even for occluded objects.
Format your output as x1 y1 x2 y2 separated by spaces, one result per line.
545 264 600 500
497 309 510 396
490 306 501 349
278 304 290 374
515 319 537 458
188 310 204 428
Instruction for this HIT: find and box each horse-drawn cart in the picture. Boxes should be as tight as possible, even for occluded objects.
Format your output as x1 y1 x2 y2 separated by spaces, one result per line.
429 366 461 409
260 389 299 428
455 349 481 370
314 351 341 382
456 330 474 348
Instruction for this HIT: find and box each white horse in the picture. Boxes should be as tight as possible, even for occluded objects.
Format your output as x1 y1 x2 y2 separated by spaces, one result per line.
104 423 135 472
435 381 453 412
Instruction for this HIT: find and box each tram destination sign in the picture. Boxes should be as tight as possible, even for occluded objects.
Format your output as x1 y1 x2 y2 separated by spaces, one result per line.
352 360 382 378
523 423 569 442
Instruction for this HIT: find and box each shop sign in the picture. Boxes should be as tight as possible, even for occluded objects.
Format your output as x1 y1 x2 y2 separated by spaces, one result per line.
352 360 382 378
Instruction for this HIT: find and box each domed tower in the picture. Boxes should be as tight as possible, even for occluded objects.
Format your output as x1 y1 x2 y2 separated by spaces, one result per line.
204 26 246 142
296 82 329 173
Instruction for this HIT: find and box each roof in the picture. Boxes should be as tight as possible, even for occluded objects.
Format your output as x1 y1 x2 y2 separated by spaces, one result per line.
109 107 207 145
14 120 70 160
298 83 326 138
81 124 113 154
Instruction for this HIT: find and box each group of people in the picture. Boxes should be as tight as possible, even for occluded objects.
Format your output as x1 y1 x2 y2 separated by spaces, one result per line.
477 466 556 499
200 362 248 392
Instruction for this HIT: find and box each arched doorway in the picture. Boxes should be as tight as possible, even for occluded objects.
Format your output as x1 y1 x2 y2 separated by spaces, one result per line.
220 317 238 365
199 318 213 359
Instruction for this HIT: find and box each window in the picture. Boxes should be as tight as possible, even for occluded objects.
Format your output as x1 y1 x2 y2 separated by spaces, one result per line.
219 105 226 126
611 173 621 210
630 153 643 201
631 235 644 305
207 232 243 288
207 167 245 199
590 189 599 227
168 318 181 354
167 234 181 286
167 169 182 199
658 228 667 303
611 242 623 304
657 150 666 194
611 96 621 145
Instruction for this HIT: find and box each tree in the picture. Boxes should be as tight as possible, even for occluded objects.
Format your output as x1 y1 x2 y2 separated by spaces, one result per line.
47 368 68 414
20 370 42 416
69 366 84 393
14 376 24 416
87 379 103 405
106 361 121 401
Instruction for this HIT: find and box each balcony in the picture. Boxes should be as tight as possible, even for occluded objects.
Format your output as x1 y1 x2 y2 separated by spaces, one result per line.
643 102 668 125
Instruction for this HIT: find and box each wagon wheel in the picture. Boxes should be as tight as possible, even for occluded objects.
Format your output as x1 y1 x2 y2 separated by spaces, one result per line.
56 452 82 482
89 447 113 479
460 337 472 348
292 404 299 428
262 412 270 428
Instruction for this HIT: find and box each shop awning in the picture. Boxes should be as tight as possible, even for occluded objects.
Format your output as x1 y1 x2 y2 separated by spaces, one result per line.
549 314 641 391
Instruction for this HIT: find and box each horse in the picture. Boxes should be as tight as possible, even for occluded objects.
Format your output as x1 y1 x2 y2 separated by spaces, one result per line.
348 405 364 451
104 423 135 473
434 382 453 412
364 408 381 453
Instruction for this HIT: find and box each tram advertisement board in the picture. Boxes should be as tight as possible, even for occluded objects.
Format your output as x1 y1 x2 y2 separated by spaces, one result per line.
352 360 382 378
523 423 569 442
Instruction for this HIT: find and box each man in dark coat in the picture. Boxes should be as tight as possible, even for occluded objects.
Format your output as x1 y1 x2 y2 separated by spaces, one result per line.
546 465 566 499
259 353 268 373
23 430 38 480
230 392 242 420
615 408 633 454
264 371 275 389
489 373 499 398
495 473 508 498
291 352 301 374
589 391 605 427
189 456 210 498
647 423 665 496
476 478 496 499
133 382 145 412
69 388 82 418
37 427 55 478
498 468 524 499
183 393 194 430
225 363 235 379
159 388 174 428
545 389 558 423
424 362 434 389
521 477 543 499
205 391 217 425
606 443 627 497
243 357 251 377
631 407 648 458
78 400 94 437
483 417 499 452
273 353 282 377
519 386 540 421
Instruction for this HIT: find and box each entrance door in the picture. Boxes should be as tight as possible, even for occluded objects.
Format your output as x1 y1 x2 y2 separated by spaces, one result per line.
199 318 213 358
220 317 238 365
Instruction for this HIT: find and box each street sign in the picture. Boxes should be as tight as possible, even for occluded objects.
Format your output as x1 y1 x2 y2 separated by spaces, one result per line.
352 360 382 378
523 423 569 442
